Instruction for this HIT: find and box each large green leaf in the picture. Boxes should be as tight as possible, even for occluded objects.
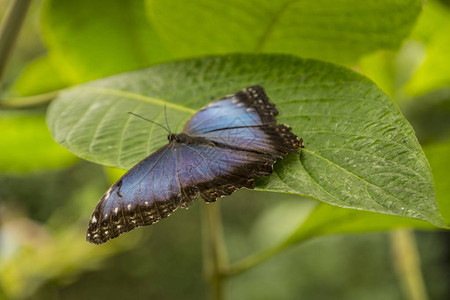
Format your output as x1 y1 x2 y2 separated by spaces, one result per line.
147 0 422 63
47 54 445 227
278 104 450 241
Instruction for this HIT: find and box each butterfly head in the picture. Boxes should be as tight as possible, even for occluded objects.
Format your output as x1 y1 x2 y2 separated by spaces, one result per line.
169 133 190 143
168 133 177 141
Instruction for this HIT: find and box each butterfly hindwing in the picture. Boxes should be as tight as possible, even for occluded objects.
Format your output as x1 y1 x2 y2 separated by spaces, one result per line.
184 85 300 156
176 144 275 202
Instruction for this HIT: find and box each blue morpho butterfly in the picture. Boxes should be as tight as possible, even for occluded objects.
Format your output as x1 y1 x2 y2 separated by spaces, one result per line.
87 85 303 244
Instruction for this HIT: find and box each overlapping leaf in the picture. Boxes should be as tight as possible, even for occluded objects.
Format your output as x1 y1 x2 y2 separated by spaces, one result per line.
13 0 422 95
147 0 421 63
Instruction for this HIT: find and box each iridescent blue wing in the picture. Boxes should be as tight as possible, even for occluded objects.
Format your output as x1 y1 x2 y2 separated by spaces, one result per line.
87 144 183 244
87 142 275 244
184 85 300 157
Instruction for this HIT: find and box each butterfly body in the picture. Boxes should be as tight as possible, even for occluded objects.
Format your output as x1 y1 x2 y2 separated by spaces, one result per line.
87 86 301 244
168 132 214 146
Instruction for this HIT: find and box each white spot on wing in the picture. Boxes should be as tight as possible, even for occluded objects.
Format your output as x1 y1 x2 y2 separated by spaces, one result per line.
104 187 113 200
91 216 97 223
127 204 132 210
114 207 119 214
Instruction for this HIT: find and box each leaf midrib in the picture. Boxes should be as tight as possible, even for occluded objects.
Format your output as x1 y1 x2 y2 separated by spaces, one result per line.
78 87 197 114
254 0 297 51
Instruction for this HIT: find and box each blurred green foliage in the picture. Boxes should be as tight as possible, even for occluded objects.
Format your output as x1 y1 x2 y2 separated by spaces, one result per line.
0 111 76 173
406 0 450 95
0 0 449 299
423 142 450 222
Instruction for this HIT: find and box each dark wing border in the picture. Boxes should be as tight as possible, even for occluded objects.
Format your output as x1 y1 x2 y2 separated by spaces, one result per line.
87 145 181 245
212 85 302 157
232 85 279 124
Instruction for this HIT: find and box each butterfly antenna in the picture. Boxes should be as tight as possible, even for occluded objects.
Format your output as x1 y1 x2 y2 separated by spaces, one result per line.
164 105 172 134
128 112 170 134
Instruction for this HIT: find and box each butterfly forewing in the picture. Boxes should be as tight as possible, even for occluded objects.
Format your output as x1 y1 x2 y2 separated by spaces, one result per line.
184 86 300 156
87 145 180 244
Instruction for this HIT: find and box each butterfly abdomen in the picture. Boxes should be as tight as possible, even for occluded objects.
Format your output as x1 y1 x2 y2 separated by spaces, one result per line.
170 133 215 146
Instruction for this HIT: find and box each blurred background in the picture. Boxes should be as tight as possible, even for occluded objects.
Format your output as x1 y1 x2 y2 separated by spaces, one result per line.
0 0 449 299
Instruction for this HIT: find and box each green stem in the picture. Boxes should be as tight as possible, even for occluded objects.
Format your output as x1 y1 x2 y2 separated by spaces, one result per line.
225 242 288 277
0 0 33 92
201 202 228 300
390 228 429 300
224 214 315 276
0 90 60 108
